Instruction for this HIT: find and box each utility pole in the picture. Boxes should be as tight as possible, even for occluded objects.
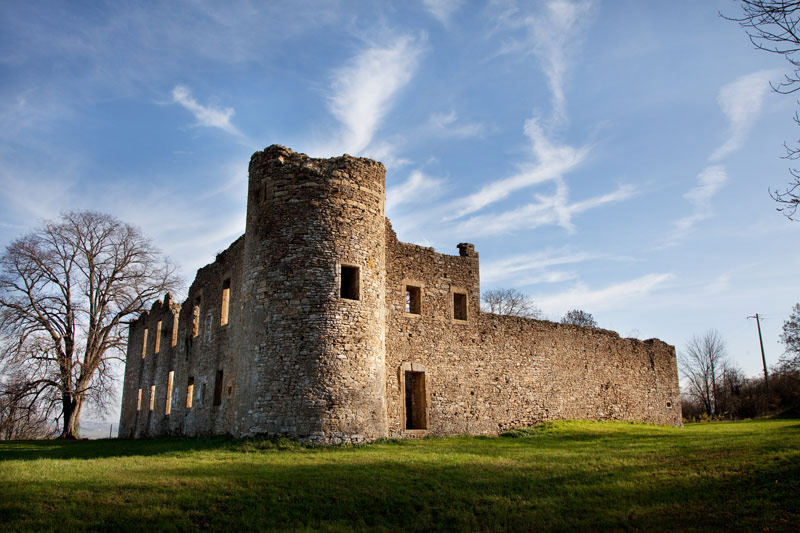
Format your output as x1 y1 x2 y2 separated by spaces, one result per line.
747 313 769 392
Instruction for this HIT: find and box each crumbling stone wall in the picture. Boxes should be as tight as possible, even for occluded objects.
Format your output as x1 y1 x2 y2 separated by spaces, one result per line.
384 223 681 435
118 236 245 438
119 145 681 442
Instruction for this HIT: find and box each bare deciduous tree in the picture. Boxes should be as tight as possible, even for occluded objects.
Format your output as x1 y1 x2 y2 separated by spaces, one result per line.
0 212 181 439
0 372 56 440
560 309 597 328
481 288 542 319
679 330 730 416
725 1 800 219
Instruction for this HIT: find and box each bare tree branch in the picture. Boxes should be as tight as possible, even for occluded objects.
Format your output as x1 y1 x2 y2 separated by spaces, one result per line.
678 330 730 417
0 211 182 438
724 1 800 220
481 288 543 319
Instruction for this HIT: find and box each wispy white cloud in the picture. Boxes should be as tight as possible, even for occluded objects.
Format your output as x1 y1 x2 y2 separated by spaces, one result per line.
449 116 590 219
668 165 728 244
442 114 633 235
665 71 769 245
684 165 728 205
0 162 80 223
362 140 413 170
315 35 423 158
710 70 776 162
427 111 484 138
530 0 593 124
171 85 243 138
428 1 604 237
386 170 445 212
422 0 463 26
706 273 732 295
3 3 343 96
562 184 637 227
514 271 579 286
535 273 674 316
0 150 248 284
457 182 634 236
481 249 602 284
493 0 594 125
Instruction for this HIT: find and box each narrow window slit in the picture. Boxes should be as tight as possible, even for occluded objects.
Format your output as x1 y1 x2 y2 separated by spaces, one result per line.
405 285 421 314
186 377 194 409
192 297 201 338
453 292 467 321
165 371 174 415
213 370 224 407
220 279 231 326
154 320 162 354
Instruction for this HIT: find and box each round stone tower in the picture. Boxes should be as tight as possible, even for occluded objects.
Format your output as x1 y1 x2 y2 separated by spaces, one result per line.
237 145 387 443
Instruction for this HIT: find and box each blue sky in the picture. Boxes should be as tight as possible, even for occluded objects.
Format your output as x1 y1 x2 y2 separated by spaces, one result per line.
2 0 799 397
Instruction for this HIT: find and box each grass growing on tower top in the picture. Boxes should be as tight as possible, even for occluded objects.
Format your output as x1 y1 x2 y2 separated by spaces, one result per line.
0 419 798 531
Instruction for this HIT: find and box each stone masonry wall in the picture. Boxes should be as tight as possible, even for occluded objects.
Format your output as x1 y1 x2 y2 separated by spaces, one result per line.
384 222 682 436
237 146 387 443
118 236 245 438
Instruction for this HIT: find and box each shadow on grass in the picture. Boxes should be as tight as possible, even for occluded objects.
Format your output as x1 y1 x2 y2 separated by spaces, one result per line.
3 418 797 462
3 438 798 531
0 436 278 462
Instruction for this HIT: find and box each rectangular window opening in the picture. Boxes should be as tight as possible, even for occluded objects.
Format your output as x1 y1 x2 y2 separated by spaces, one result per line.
220 279 231 326
213 370 224 407
404 371 427 430
149 385 156 412
171 313 179 347
141 328 148 359
154 320 162 354
405 286 421 314
192 298 201 338
165 371 174 415
186 377 194 409
340 265 360 300
453 292 468 321
137 388 142 411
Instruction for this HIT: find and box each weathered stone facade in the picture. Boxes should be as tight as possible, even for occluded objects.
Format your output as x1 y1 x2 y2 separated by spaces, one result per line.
118 145 681 442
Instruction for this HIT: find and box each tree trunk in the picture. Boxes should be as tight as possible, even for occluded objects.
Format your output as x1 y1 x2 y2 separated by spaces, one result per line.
60 394 84 439
703 380 713 416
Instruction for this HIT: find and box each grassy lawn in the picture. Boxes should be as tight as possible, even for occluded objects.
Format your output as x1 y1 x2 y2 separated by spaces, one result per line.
1 419 798 531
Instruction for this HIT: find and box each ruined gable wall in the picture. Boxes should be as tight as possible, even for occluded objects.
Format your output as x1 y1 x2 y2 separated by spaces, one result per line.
119 236 245 438
384 223 682 437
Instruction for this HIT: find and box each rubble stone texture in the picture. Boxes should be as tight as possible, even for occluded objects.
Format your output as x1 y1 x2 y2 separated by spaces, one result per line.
118 146 682 442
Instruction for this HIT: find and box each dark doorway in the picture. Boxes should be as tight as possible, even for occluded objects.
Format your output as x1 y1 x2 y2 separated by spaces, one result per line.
404 371 427 429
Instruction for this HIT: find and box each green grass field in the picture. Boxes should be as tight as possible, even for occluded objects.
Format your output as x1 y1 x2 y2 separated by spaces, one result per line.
1 419 798 531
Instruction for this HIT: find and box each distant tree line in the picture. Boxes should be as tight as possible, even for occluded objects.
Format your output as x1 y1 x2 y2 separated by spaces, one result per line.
481 288 599 328
680 305 800 421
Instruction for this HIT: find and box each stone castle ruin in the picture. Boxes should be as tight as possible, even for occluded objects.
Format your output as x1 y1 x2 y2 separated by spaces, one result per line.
119 145 681 442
